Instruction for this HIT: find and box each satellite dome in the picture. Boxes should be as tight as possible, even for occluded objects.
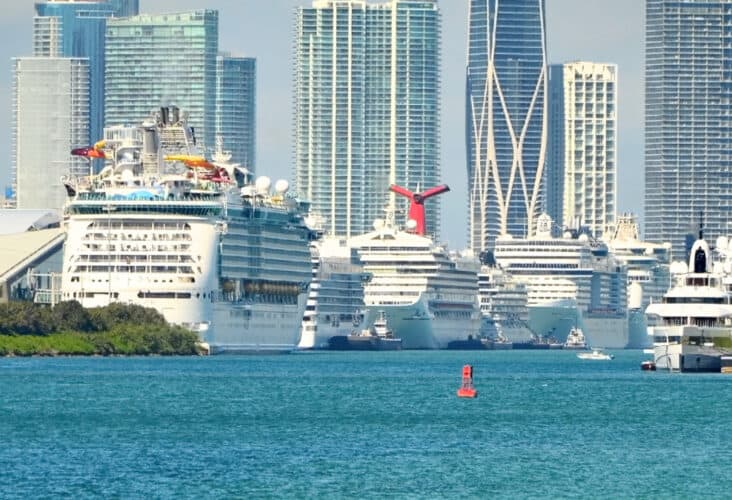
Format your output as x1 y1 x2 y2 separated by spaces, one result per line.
717 236 729 250
405 219 418 231
563 231 573 239
670 261 688 275
255 176 271 194
274 179 290 194
578 234 589 243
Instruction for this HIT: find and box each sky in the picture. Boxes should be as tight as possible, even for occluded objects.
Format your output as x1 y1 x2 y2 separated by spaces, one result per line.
0 0 644 249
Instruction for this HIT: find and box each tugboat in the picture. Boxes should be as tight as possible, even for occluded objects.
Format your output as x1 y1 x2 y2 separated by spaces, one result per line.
563 327 588 350
328 311 402 351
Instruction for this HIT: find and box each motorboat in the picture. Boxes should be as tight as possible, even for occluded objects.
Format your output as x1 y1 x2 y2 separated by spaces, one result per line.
563 327 587 349
577 348 614 360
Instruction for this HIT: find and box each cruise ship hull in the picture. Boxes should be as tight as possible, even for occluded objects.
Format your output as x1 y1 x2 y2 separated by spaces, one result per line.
528 301 579 341
363 295 481 349
529 302 631 348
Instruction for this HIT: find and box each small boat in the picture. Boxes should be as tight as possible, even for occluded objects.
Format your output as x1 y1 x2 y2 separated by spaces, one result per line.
640 360 656 371
328 311 402 351
563 327 587 350
577 348 614 360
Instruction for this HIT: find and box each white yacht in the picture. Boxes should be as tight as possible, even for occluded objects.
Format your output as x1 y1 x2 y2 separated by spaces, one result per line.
61 107 314 353
604 214 672 348
348 219 481 349
577 348 614 360
645 236 732 372
494 214 629 348
298 236 369 350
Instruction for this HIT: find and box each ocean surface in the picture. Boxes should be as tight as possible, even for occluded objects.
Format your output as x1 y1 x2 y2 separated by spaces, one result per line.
1 350 731 499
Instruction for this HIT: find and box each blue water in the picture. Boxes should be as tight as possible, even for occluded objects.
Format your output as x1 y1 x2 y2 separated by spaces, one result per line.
1 350 731 498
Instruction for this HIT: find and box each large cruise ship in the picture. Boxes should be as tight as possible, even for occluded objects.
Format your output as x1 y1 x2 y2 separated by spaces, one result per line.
604 214 671 348
494 214 629 348
297 235 369 350
646 236 732 371
60 107 314 353
348 195 482 349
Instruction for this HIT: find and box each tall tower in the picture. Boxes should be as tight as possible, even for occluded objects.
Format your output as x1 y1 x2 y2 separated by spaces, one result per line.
466 0 547 251
105 11 219 151
33 0 139 144
215 54 256 172
293 0 441 239
547 62 617 237
645 0 732 258
13 57 89 210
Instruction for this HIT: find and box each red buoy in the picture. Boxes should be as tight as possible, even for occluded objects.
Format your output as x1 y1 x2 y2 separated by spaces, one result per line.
457 364 477 398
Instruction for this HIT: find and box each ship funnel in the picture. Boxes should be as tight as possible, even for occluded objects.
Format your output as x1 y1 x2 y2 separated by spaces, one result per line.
389 184 450 235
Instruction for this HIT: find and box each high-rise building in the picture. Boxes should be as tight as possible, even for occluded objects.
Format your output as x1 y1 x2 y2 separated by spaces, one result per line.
466 0 547 251
645 0 732 258
216 54 256 172
33 0 139 144
105 11 219 151
547 62 617 237
294 0 441 239
12 57 89 210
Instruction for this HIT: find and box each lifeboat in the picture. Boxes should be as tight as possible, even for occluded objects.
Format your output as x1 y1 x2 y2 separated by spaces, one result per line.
457 364 477 398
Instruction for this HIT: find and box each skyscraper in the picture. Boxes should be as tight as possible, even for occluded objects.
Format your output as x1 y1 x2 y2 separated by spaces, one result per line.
13 57 89 210
645 0 732 258
34 0 139 144
466 0 547 251
216 54 256 172
547 62 617 237
293 0 441 239
105 11 219 151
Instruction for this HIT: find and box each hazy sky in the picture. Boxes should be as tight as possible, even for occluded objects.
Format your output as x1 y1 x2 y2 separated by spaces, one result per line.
0 0 643 248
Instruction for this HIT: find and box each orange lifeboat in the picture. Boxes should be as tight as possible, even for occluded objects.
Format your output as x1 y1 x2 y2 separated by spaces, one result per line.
457 364 477 398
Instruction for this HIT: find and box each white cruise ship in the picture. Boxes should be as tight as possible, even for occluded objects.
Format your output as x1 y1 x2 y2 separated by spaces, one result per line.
60 107 314 353
646 236 731 372
604 214 671 348
348 218 481 349
494 213 629 348
298 236 369 350
477 263 533 342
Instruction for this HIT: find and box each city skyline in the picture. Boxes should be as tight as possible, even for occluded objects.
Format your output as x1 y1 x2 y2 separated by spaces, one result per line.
0 0 644 248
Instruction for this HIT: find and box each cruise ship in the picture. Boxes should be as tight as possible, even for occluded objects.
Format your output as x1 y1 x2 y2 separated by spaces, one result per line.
297 235 369 350
477 261 533 342
348 198 481 349
646 236 732 372
494 214 629 348
60 107 314 353
603 214 671 348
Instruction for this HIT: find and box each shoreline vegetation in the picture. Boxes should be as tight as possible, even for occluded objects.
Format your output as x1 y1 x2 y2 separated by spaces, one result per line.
0 301 201 356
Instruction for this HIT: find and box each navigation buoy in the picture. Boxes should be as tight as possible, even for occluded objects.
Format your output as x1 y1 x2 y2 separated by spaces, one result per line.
457 364 477 398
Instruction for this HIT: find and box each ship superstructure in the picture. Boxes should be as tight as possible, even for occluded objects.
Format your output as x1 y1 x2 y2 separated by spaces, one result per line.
348 219 481 349
604 214 671 348
646 237 732 372
477 263 533 342
494 213 630 347
298 236 369 350
61 107 314 352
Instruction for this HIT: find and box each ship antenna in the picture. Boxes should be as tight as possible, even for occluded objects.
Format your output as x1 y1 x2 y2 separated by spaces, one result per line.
699 210 704 240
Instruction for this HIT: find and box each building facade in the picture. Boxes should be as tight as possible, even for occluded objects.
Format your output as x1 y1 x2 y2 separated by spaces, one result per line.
215 54 256 172
105 10 219 151
547 62 617 237
294 0 441 239
466 0 547 251
12 57 90 210
645 0 732 258
34 0 139 145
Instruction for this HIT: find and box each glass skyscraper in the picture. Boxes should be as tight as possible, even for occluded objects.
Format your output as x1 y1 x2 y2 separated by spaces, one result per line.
547 62 617 237
13 57 89 210
646 0 732 258
466 0 547 251
294 0 441 239
216 54 256 172
105 11 219 151
34 0 139 144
